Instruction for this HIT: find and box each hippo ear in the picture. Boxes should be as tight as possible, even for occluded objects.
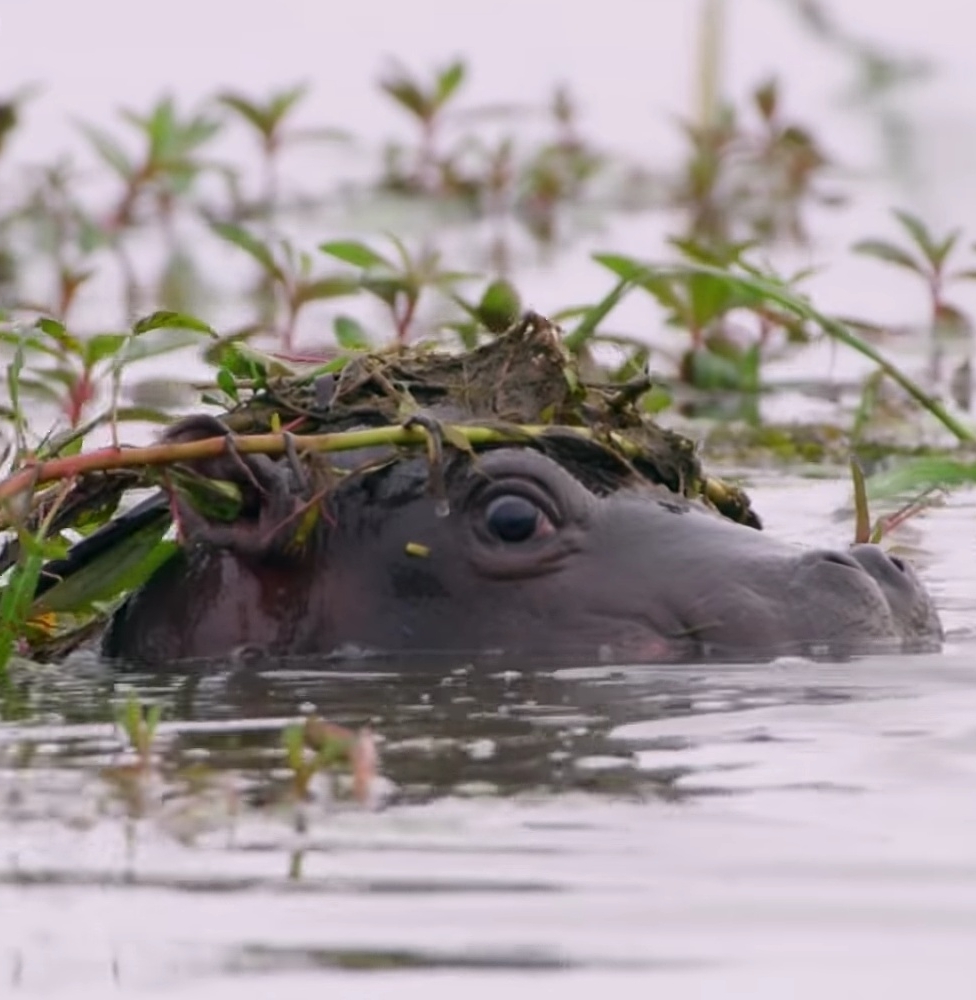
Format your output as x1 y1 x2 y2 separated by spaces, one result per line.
161 415 324 561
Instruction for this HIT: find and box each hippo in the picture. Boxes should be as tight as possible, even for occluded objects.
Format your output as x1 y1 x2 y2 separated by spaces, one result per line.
84 414 942 667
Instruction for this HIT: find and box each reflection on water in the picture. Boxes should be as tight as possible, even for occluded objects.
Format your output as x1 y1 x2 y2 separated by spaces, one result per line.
0 653 878 809
4 639 976 996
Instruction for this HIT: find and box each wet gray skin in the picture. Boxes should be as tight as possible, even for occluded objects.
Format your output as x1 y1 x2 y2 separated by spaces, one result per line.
101 440 944 666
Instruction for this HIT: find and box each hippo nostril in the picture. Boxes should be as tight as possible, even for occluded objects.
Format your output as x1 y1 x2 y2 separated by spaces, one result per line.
818 551 863 571
796 549 874 581
850 543 915 581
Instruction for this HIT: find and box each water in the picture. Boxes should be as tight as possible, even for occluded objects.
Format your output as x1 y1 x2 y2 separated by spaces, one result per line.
4 1 976 996
1 476 973 997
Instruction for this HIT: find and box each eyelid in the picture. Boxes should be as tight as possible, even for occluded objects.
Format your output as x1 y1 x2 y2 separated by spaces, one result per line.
471 477 562 527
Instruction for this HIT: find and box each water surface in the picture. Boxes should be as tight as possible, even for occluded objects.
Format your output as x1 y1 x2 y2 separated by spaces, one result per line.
3 3 976 996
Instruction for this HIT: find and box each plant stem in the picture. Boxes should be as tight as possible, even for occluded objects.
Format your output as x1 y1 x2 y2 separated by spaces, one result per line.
0 425 542 512
0 421 747 523
582 257 976 443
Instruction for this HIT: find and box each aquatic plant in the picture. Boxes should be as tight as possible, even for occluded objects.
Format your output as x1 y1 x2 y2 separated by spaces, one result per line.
114 690 162 768
282 715 377 806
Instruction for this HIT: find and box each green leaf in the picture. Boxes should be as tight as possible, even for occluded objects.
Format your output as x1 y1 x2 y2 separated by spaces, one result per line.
642 385 672 414
867 457 976 499
684 345 750 391
216 367 239 402
892 210 942 265
35 316 68 341
360 275 407 307
687 272 739 328
430 269 480 290
0 541 47 671
216 93 270 134
212 223 284 280
333 315 371 350
292 275 360 308
145 703 162 738
308 355 352 376
267 83 309 128
565 270 641 351
851 238 923 274
115 328 209 365
132 310 215 337
319 240 393 271
119 694 142 747
930 230 961 270
670 237 758 269
32 523 178 616
435 61 466 108
476 278 521 332
282 722 306 772
112 406 176 424
146 97 177 155
380 74 431 121
217 341 295 380
592 252 652 283
82 333 128 367
200 390 236 408
593 253 684 314
26 367 79 392
851 368 884 440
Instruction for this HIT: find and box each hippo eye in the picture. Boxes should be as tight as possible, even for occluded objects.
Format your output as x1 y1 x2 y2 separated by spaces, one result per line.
484 495 552 543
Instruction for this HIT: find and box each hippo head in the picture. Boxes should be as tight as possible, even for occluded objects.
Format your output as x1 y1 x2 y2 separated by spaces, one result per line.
103 434 944 666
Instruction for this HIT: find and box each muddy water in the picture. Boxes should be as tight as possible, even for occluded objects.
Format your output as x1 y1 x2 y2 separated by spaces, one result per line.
4 1 976 997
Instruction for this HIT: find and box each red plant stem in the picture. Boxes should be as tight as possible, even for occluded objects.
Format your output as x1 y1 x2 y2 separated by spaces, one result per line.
395 294 417 345
0 436 275 508
0 427 423 513
0 424 559 523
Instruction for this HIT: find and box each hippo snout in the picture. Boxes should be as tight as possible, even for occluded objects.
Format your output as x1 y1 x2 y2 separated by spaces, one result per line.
791 544 942 646
849 543 944 643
